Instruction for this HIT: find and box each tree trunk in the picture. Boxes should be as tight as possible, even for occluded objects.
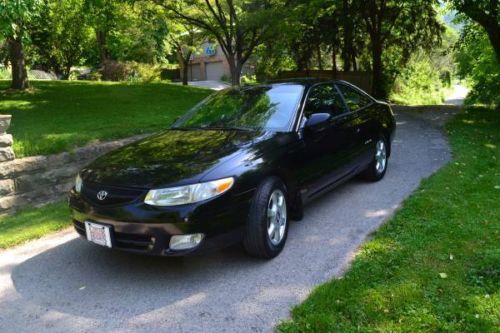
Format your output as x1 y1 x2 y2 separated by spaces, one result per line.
96 30 109 66
352 52 357 71
485 25 500 63
63 65 72 80
8 37 29 90
342 0 352 71
332 47 337 78
371 39 386 99
228 56 241 86
177 50 191 86
317 45 323 70
182 59 189 85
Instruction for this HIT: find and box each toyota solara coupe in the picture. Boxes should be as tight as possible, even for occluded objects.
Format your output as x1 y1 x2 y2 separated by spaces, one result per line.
69 79 395 259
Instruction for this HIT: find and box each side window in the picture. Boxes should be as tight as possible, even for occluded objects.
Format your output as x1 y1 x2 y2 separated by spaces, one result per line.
304 84 346 118
337 84 372 111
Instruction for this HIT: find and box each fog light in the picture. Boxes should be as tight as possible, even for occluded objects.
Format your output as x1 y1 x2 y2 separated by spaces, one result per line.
169 233 204 251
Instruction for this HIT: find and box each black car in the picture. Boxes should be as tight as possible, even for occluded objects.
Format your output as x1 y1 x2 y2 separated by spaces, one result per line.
69 79 395 259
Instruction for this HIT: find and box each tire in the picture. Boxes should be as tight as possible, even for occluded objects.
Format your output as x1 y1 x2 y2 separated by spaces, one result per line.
243 177 289 259
362 136 389 182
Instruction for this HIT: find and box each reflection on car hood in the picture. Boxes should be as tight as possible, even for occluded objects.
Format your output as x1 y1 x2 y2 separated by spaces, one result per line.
81 129 270 188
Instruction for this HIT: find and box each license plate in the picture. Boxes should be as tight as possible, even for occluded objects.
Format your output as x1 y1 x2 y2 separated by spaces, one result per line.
84 221 112 248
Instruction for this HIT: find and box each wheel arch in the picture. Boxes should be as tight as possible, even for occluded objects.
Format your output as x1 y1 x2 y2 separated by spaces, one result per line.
264 169 303 220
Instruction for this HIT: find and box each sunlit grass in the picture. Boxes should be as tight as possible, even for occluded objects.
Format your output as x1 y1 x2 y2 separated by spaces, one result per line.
278 107 500 332
0 201 69 249
0 80 211 157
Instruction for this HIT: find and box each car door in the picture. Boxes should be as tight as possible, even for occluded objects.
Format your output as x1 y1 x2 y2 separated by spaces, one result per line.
299 83 358 198
336 83 377 167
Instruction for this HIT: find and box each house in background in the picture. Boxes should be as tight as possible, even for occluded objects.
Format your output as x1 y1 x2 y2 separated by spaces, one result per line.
185 42 255 82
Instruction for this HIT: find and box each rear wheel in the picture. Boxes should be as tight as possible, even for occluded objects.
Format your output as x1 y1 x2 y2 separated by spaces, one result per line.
362 136 388 181
243 177 289 259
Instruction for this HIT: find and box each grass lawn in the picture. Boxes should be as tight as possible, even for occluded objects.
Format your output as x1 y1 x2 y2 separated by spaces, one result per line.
278 107 499 332
0 80 211 157
0 201 69 249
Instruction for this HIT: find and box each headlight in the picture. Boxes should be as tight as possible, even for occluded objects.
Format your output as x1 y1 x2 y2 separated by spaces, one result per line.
75 174 83 193
144 177 234 206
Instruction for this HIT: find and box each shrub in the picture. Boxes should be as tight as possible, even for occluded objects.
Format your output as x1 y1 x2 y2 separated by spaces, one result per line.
241 74 258 85
128 63 162 83
390 51 447 105
88 72 102 81
98 61 165 82
160 68 180 81
100 61 131 81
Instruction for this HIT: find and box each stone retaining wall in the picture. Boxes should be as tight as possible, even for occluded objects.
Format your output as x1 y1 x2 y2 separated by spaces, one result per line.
0 115 15 163
0 119 148 215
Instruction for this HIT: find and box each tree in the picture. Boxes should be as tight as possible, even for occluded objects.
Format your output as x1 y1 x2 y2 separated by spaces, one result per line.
30 0 93 78
108 2 169 64
355 0 443 98
168 24 202 85
0 0 41 89
83 0 121 66
156 0 285 86
455 20 499 105
450 0 499 62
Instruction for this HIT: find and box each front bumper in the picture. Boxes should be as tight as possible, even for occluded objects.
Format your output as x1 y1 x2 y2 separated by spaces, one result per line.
69 188 253 256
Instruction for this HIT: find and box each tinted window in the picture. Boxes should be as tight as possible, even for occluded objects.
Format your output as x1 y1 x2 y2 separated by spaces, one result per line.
304 84 346 118
174 84 304 131
337 84 372 111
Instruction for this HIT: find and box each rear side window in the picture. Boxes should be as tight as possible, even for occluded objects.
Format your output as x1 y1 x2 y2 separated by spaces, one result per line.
304 84 346 118
337 84 372 111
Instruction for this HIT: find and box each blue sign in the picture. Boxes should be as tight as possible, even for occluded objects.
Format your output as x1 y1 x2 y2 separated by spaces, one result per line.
204 44 217 56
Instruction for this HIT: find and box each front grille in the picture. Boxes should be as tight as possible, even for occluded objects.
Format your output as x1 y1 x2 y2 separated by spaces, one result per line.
113 232 153 251
81 181 147 206
73 220 154 252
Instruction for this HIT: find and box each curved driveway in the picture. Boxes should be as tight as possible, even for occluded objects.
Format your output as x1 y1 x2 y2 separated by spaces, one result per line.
0 110 454 333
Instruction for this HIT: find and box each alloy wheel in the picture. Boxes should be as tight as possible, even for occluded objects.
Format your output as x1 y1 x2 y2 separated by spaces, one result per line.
375 139 387 174
267 190 287 245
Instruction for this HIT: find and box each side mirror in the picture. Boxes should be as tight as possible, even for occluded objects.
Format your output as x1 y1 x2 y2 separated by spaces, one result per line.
304 113 332 133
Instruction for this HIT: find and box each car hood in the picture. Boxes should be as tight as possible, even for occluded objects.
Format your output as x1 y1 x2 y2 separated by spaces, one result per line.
81 129 274 188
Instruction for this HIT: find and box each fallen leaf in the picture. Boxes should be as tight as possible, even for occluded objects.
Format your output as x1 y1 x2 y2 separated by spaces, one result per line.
439 273 448 279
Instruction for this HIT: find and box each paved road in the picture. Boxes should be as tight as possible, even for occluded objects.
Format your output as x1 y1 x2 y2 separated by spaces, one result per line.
444 84 468 106
0 110 453 333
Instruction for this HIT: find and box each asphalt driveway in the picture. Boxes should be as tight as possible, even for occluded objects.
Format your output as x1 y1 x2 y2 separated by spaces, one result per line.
0 110 454 333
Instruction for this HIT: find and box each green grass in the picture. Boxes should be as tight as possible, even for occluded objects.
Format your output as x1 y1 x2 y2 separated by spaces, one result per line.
0 80 211 157
0 201 70 249
278 107 500 332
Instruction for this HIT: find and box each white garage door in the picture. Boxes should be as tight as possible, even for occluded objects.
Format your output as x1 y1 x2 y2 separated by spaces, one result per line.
205 62 225 81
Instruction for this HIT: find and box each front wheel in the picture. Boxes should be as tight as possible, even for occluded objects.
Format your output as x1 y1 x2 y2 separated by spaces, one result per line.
243 177 289 259
362 136 388 182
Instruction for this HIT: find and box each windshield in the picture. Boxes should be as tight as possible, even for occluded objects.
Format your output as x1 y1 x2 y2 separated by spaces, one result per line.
173 84 304 131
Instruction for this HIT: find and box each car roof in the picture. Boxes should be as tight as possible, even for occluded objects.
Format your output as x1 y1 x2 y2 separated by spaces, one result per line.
265 77 359 88
266 77 328 87
232 78 367 96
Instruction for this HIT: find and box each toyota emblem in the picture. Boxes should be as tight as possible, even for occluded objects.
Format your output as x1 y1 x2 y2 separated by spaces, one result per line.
97 190 108 201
